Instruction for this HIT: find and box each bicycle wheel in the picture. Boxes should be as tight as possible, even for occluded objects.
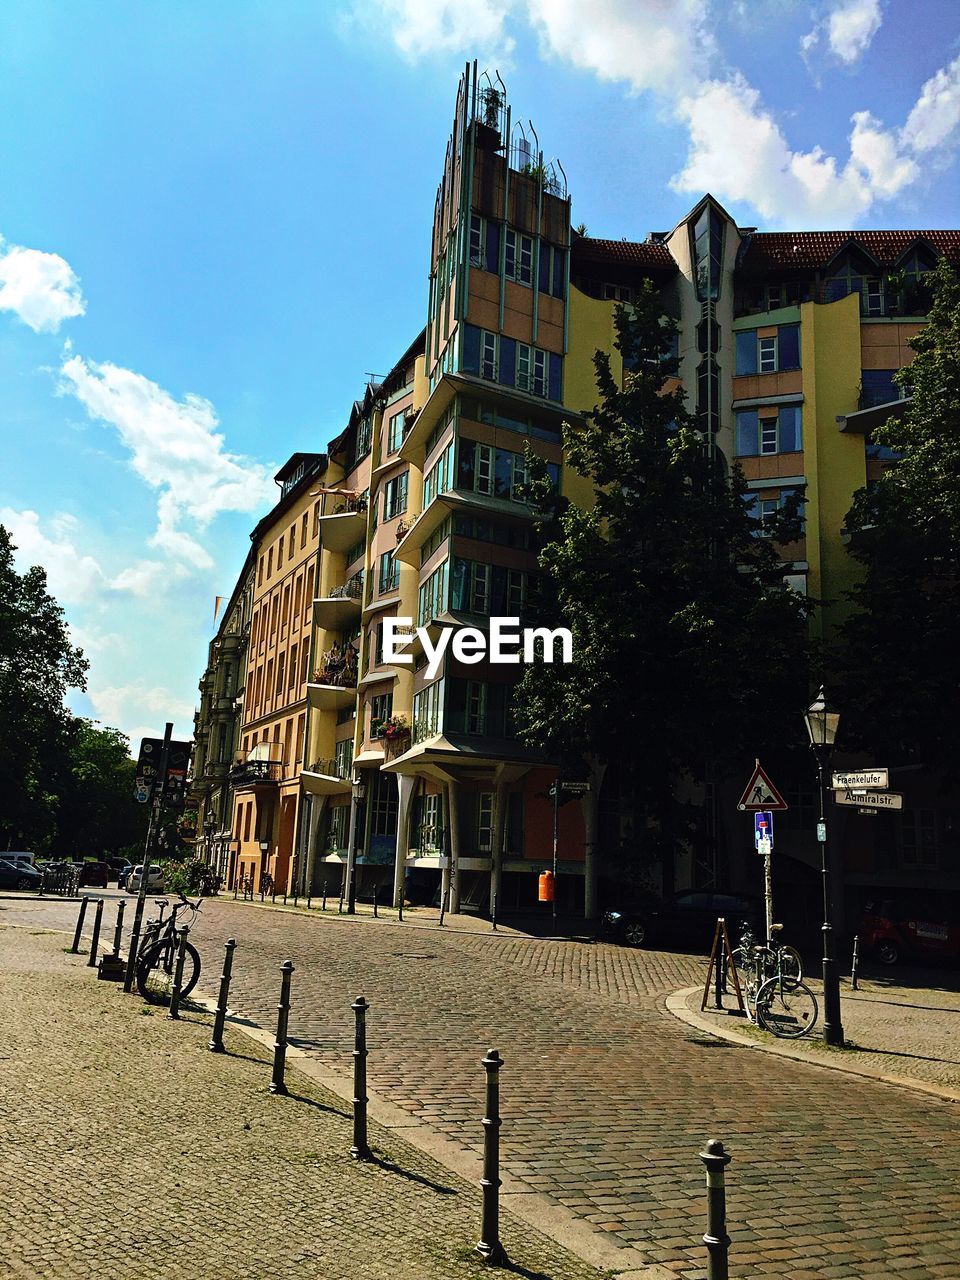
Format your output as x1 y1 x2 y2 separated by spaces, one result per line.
755 977 818 1039
136 940 201 1004
778 945 803 984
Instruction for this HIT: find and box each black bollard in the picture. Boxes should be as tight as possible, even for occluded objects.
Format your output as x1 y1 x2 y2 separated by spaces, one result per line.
111 900 126 956
87 898 105 967
71 896 90 954
491 892 498 932
373 885 379 919
476 1049 506 1264
699 1139 732 1280
270 961 294 1095
293 888 299 908
714 923 725 1010
322 881 328 911
351 996 372 1160
307 892 312 911
167 925 190 1020
272 883 277 904
233 876 238 900
398 892 403 924
438 883 447 929
851 934 860 992
209 938 237 1052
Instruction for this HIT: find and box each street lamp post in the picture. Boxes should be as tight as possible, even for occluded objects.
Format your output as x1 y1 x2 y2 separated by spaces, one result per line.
803 686 845 1048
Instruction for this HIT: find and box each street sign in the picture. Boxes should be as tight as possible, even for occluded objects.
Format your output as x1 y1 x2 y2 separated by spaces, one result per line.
737 760 788 811
832 768 888 790
754 811 774 850
757 836 771 857
857 808 879 817
817 821 827 842
835 789 903 810
135 735 191 808
562 781 591 794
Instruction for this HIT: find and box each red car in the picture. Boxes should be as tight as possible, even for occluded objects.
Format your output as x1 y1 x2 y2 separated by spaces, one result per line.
860 896 960 966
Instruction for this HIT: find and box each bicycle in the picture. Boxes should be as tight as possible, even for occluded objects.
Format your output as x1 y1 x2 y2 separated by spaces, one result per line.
730 922 817 1039
136 891 203 1005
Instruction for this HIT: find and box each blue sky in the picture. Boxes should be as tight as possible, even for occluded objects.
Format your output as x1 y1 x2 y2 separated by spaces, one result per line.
1 0 958 746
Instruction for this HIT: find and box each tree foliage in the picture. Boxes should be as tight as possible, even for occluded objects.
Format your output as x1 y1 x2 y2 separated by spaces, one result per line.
832 259 960 764
513 286 812 873
52 719 149 857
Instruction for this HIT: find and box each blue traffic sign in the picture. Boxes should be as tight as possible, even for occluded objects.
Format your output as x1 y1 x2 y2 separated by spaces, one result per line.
754 811 774 849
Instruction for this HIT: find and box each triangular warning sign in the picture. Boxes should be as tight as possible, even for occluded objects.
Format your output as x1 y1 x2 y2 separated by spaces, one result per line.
737 759 788 811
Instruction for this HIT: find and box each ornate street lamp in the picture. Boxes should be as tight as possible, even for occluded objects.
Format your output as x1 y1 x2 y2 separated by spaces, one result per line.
804 687 845 1047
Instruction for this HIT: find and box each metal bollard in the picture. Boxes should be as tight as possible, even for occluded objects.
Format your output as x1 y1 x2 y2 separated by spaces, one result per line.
270 961 294 1095
699 1139 732 1280
87 898 105 967
71 896 91 954
283 885 288 904
491 892 498 932
351 996 372 1160
167 925 190 1020
272 883 277 904
307 892 312 911
398 893 403 923
111 900 126 956
233 876 238 899
293 889 299 908
322 882 328 911
438 885 446 929
476 1049 506 1264
209 939 236 1052
714 932 725 1009
373 886 379 919
338 885 344 914
851 935 860 991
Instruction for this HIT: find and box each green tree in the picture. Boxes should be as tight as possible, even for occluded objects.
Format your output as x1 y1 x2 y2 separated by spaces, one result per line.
513 287 812 885
52 719 148 858
833 259 960 764
0 525 88 849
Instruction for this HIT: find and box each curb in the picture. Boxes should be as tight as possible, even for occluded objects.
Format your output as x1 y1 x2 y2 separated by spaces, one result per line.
665 986 960 1105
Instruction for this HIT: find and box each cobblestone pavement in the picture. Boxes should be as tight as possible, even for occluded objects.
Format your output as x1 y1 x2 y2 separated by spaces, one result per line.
0 925 608 1280
5 893 960 1278
685 970 960 1095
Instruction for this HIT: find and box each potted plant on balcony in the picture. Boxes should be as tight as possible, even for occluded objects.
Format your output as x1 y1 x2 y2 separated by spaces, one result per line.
381 714 410 744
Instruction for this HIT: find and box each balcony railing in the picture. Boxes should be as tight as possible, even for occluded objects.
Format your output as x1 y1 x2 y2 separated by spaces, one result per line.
229 759 281 785
329 573 364 601
305 757 350 780
324 492 367 516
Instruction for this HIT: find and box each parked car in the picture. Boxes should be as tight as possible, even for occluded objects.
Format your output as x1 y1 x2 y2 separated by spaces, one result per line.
601 890 762 951
126 864 164 894
117 863 134 889
0 858 43 892
860 897 960 967
1 851 38 869
77 860 110 888
106 857 129 883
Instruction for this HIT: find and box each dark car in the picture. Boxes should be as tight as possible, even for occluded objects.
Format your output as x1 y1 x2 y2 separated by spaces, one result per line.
0 858 43 892
602 890 762 951
860 896 960 967
106 857 129 883
76 860 110 888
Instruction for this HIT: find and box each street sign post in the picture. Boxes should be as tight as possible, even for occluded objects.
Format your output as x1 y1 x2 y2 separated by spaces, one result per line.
737 760 788 811
835 789 903 810
831 769 888 790
753 811 775 942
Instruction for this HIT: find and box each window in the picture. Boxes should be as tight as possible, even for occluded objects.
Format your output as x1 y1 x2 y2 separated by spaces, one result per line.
387 410 406 454
383 472 408 520
504 228 533 285
418 561 448 626
477 792 493 852
691 205 724 302
334 737 353 779
466 681 487 734
898 810 940 869
423 441 454 507
354 415 372 463
327 803 349 853
413 682 442 742
257 555 264 586
304 566 315 618
267 547 273 578
288 644 298 688
481 330 498 380
861 369 902 409
824 257 884 316
736 325 800 375
312 501 321 538
293 576 302 620
516 345 547 396
370 692 393 736
277 535 284 569
275 653 285 696
370 772 398 837
301 513 308 548
735 406 802 456
414 791 442 851
300 645 309 685
378 550 400 594
469 214 485 267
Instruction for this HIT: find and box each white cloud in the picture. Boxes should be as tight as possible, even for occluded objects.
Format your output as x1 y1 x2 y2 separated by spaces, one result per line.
347 0 515 62
802 0 883 68
87 681 196 744
0 508 108 605
526 0 710 96
357 0 958 227
57 355 274 570
0 237 86 333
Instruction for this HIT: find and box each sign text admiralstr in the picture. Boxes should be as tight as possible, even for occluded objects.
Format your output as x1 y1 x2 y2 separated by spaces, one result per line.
382 617 573 680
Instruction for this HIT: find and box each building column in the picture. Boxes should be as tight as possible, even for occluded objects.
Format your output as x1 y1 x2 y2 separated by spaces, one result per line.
393 774 417 908
582 758 607 921
446 779 462 914
489 779 508 918
303 794 328 895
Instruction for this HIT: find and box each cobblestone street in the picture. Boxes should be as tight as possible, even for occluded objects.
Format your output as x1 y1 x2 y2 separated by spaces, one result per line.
3 893 960 1278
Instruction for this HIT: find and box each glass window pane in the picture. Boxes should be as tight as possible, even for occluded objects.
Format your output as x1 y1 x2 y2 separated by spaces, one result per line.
778 325 800 370
735 410 759 456
736 331 757 375
779 406 802 452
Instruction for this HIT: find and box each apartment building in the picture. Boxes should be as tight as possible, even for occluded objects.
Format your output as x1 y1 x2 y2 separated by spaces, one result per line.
190 62 958 917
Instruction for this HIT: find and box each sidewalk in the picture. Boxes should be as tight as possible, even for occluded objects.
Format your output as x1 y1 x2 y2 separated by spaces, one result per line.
0 925 608 1280
669 967 960 1101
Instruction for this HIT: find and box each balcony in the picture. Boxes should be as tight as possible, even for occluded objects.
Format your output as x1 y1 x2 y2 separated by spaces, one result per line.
317 492 367 552
230 758 281 788
301 757 352 796
307 643 359 712
313 572 364 630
